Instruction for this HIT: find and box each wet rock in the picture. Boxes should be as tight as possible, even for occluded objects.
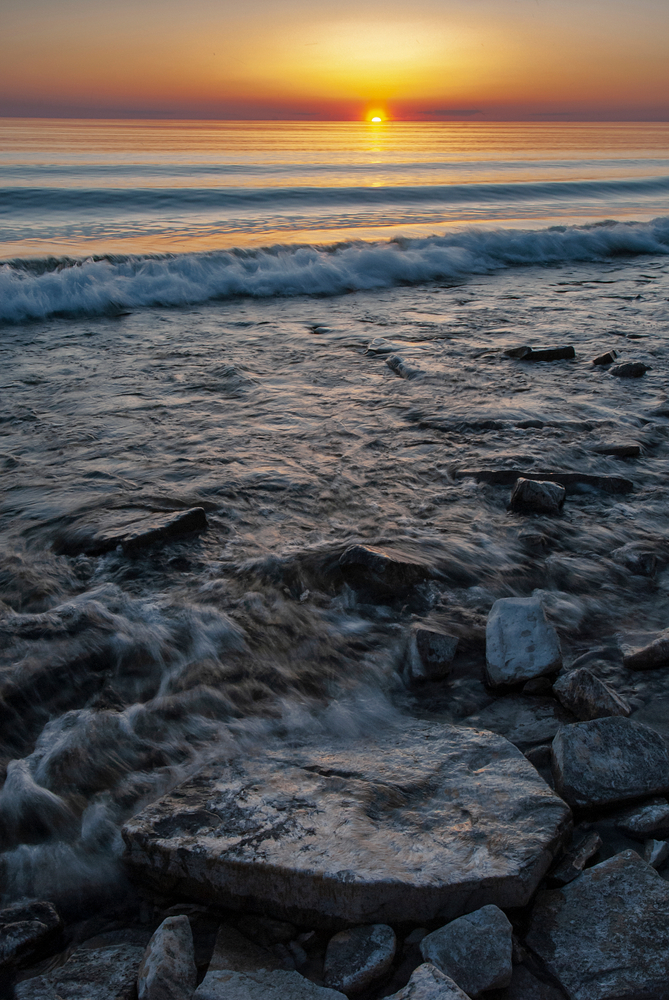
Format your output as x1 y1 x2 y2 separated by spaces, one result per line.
339 544 430 598
0 899 62 967
508 478 565 515
55 507 208 556
592 442 640 458
643 838 669 868
615 797 669 840
523 346 575 362
504 346 532 359
611 543 656 576
485 965 565 1000
622 630 669 670
408 628 458 682
365 338 396 355
526 850 669 1000
420 905 513 996
194 968 346 999
15 943 145 1000
137 915 197 1000
486 597 562 687
324 924 396 993
207 924 287 973
463 696 573 750
548 829 602 886
610 361 650 378
386 355 423 380
552 667 631 721
123 721 571 927
456 469 633 495
592 350 618 366
386 963 473 1000
551 716 669 809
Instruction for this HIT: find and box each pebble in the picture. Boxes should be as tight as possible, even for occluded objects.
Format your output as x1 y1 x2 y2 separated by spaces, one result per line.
137 915 197 1000
485 597 562 687
523 346 575 362
610 361 650 377
420 905 513 996
552 666 631 721
324 924 396 993
508 478 565 515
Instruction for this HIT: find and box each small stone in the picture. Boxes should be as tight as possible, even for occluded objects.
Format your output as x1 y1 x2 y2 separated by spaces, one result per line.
610 361 650 378
524 346 575 362
137 915 197 1000
193 968 346 1000
548 830 602 886
509 479 565 515
386 355 423 380
551 716 669 809
552 667 631 721
410 628 458 682
339 544 429 598
592 350 618 366
611 543 656 576
526 850 669 1000
420 905 513 996
622 631 669 670
643 839 669 868
615 798 669 840
0 900 61 967
324 924 396 993
386 963 472 1000
486 597 562 687
15 943 145 1000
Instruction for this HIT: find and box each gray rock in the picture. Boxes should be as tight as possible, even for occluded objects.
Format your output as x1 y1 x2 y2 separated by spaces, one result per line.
137 915 196 1000
463 696 573 749
551 716 669 809
408 628 459 682
208 925 286 973
526 850 669 1000
611 543 656 576
592 350 618 366
123 721 570 927
386 963 472 1000
0 900 61 966
509 479 565 515
324 924 396 993
615 798 669 840
610 361 650 377
548 830 602 886
643 838 669 868
552 667 631 721
15 943 145 1000
339 544 430 598
55 507 208 556
420 904 513 996
386 355 423 380
486 597 562 687
194 968 345 1000
485 966 565 1000
622 630 669 670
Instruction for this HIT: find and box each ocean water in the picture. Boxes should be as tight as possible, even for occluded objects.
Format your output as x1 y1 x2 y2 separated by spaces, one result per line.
2 119 669 922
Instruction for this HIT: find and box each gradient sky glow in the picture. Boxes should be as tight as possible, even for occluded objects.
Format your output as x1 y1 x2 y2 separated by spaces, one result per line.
2 0 668 120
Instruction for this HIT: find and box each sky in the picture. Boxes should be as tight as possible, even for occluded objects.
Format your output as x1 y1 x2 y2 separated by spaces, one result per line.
2 0 668 121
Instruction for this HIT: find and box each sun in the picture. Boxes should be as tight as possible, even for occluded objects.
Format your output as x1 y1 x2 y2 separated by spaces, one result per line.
371 116 382 122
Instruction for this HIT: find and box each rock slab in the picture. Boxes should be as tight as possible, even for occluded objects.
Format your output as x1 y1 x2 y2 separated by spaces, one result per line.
526 850 669 1000
387 964 472 1000
194 968 345 1000
420 905 513 996
324 924 396 993
123 722 570 927
551 716 669 809
137 915 197 1000
486 597 562 686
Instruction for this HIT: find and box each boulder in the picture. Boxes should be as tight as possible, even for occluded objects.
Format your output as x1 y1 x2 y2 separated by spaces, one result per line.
0 899 61 967
463 696 573 750
338 545 430 598
386 355 423 380
420 905 513 996
408 628 459 682
207 924 287 973
548 830 602 886
615 798 669 840
610 362 649 378
15 943 145 1000
54 507 208 556
509 479 565 515
193 969 345 1000
122 722 571 927
137 915 197 1000
486 597 562 687
386 964 472 1000
324 924 396 993
622 631 669 670
552 667 631 721
551 716 669 809
591 350 618 366
526 850 669 1000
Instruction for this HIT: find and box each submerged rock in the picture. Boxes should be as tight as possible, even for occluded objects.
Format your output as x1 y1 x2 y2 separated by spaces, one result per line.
420 905 513 996
457 469 633 495
386 355 423 380
615 798 669 841
194 968 345 1000
339 544 430 598
324 924 396 993
551 717 669 809
591 350 618 366
407 628 459 682
622 631 669 670
611 543 656 576
15 943 145 1000
387 964 472 1000
55 507 208 556
526 850 669 1000
137 915 197 1000
122 722 570 927
552 666 631 721
0 900 62 967
592 442 640 458
523 346 575 362
508 478 565 515
485 597 562 687
610 361 650 378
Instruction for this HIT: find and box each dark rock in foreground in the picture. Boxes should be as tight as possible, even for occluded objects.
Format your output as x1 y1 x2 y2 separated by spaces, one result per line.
547 829 602 886
551 717 669 809
592 442 640 458
420 905 512 996
15 943 145 1000
591 350 618 366
0 900 62 968
55 507 208 556
387 964 472 1000
194 968 345 999
386 355 423 380
324 924 395 993
122 722 571 927
463 696 573 750
339 544 430 598
552 666 631 721
526 850 669 1000
486 597 562 687
408 628 459 682
504 346 575 362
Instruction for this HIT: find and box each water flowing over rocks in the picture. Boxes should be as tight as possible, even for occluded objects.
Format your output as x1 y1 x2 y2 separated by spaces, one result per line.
485 597 562 687
54 507 208 557
406 628 458 683
526 850 669 1000
622 630 669 670
122 721 571 927
338 545 431 599
420 905 513 996
137 914 197 1000
323 924 396 993
508 479 565 515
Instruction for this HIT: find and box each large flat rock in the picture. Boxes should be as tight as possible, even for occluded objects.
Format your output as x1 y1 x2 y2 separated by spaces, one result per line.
122 722 570 927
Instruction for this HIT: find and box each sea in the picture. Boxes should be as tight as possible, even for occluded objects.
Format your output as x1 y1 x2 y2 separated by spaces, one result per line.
2 118 669 920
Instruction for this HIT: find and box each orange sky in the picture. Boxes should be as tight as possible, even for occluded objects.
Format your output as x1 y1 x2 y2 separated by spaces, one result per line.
2 0 668 119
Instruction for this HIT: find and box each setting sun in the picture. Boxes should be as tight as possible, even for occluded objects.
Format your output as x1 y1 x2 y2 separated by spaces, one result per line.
371 116 382 122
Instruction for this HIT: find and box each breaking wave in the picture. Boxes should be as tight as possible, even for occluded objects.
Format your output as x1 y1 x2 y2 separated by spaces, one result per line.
2 215 669 324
